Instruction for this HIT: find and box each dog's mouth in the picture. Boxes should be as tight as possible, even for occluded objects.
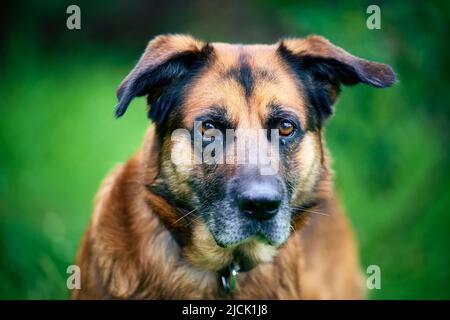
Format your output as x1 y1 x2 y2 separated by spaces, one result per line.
187 173 292 270
192 168 290 242
204 205 292 249
211 222 290 248
186 208 290 272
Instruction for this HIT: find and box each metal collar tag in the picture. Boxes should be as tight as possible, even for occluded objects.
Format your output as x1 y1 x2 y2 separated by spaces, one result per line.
220 261 240 294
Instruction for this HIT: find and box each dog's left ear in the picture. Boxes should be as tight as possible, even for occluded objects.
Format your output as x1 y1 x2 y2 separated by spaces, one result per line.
115 34 212 124
278 35 396 125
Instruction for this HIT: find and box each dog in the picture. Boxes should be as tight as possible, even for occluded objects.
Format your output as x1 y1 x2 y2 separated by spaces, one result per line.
73 34 396 299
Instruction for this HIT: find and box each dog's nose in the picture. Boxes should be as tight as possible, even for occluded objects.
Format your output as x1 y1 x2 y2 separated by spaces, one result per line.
237 179 282 221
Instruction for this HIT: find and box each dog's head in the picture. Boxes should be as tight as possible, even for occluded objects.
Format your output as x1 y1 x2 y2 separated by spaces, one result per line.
115 34 396 271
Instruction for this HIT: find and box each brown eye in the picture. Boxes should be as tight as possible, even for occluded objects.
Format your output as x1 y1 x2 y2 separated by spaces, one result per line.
201 121 216 134
279 120 295 136
201 122 218 142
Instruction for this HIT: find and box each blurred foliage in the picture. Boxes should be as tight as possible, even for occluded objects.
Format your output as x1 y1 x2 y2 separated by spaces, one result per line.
0 0 449 299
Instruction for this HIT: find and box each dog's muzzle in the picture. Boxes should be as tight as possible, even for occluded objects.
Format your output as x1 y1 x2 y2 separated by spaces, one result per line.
235 174 283 221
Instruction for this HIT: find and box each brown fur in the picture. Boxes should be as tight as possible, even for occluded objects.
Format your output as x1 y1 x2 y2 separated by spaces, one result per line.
73 34 395 299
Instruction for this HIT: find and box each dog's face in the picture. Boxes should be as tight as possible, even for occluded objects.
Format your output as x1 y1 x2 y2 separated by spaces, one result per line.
115 34 395 271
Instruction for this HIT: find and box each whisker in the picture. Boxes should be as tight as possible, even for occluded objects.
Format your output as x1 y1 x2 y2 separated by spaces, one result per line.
292 207 330 217
290 223 296 233
174 208 197 224
186 214 203 227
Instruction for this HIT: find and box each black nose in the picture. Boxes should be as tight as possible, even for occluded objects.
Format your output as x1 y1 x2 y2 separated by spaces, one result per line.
237 179 283 221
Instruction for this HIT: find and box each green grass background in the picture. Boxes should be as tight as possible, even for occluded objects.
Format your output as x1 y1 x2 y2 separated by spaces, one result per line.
0 0 449 299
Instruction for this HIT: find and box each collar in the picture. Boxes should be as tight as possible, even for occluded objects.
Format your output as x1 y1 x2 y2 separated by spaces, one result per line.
219 260 241 294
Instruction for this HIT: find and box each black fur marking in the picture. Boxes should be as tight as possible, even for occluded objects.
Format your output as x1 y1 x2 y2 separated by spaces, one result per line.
239 61 254 98
225 60 254 99
115 44 213 126
224 49 278 100
224 61 277 100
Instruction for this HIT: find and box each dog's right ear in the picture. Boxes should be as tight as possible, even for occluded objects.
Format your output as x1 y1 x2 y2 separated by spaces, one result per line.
115 34 213 124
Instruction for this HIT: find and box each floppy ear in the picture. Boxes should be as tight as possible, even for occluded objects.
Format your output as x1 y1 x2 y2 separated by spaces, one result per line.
278 35 396 126
115 34 212 124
